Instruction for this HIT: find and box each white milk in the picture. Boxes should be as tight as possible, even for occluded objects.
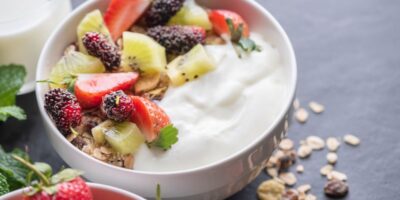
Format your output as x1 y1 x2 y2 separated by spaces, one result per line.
134 33 289 172
0 0 71 94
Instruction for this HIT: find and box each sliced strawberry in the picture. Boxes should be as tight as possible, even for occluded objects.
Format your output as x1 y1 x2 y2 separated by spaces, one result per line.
74 73 138 108
130 96 170 142
104 0 152 41
209 9 250 38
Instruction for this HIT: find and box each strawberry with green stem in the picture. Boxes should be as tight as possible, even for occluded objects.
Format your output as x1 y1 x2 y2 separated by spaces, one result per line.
12 155 93 200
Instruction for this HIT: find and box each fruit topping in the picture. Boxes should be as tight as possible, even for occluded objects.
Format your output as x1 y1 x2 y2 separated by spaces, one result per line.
77 10 113 54
130 96 170 142
144 0 185 27
168 0 212 30
104 0 152 41
91 120 113 145
44 89 82 136
209 9 250 38
121 32 167 75
166 44 215 86
82 32 121 71
74 72 138 108
48 51 105 89
147 25 206 55
101 90 133 122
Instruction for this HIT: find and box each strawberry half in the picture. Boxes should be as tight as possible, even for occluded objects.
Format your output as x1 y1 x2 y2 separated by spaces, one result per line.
209 9 250 38
104 0 152 41
74 72 138 108
130 96 170 142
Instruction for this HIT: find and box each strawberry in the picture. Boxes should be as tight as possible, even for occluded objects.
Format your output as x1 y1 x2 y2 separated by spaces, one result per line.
130 96 170 142
209 9 250 38
74 72 138 108
104 0 152 41
12 155 93 200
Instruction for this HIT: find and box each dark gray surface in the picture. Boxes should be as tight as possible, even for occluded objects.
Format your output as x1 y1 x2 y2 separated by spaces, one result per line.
1 0 399 199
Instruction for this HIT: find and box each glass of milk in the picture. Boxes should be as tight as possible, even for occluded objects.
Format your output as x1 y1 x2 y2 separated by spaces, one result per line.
0 0 71 94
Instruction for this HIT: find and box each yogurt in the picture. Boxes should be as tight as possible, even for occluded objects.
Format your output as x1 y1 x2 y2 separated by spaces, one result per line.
134 33 289 172
0 0 71 94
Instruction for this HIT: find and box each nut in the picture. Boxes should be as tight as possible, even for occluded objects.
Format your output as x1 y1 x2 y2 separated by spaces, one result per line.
320 165 334 176
308 101 324 113
297 184 311 194
326 152 338 164
295 108 308 123
324 179 349 198
306 136 325 150
257 179 285 200
279 138 294 151
344 134 360 146
279 172 297 186
282 189 299 200
297 145 312 158
326 137 340 151
327 171 347 181
296 165 304 173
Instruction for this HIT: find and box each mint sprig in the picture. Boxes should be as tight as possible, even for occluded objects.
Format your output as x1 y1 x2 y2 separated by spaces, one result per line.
226 18 262 57
0 146 31 191
0 173 9 196
0 64 26 122
150 125 179 150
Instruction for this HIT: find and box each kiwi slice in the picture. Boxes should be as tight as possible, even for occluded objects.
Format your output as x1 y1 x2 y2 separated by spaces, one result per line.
49 51 105 89
91 120 114 145
168 0 212 30
121 32 167 75
77 9 113 53
167 44 215 86
103 121 145 155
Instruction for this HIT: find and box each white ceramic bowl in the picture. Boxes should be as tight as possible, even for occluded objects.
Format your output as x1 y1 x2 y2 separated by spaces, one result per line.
1 182 145 200
36 0 297 199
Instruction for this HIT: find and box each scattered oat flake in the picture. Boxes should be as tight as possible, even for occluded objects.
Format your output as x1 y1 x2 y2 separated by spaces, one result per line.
295 108 309 123
320 165 334 176
279 138 294 151
326 152 338 164
326 137 340 151
266 167 278 177
297 145 312 158
306 136 325 150
279 172 297 186
296 165 304 173
297 184 312 194
305 194 317 200
327 171 347 181
282 189 299 200
344 134 360 146
308 101 324 114
293 98 300 110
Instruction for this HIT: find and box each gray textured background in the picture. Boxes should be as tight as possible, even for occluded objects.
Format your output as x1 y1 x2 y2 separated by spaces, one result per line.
1 0 399 199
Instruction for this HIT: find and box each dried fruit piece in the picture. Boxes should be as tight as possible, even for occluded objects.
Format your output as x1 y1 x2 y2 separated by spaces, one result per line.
326 137 340 152
295 108 308 123
308 101 324 113
326 152 338 164
279 172 297 186
306 136 325 150
320 165 334 176
344 134 360 146
279 138 294 151
297 145 312 158
257 179 285 200
296 165 304 173
297 184 311 194
282 189 299 200
327 171 347 181
324 179 348 198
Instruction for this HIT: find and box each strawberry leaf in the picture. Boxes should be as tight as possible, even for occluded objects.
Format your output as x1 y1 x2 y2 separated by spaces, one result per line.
150 125 178 150
50 169 82 185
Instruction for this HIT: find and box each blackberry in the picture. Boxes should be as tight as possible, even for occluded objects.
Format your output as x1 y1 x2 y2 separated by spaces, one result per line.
147 25 206 55
44 89 82 135
82 32 120 71
101 90 133 122
144 0 185 27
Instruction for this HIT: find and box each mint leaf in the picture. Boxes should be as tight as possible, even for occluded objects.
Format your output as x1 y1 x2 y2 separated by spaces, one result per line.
0 106 26 121
0 173 9 196
151 125 178 150
0 64 26 107
238 38 262 53
0 146 30 190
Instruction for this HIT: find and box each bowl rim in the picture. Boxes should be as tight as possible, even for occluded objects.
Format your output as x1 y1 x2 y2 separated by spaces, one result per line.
0 182 145 199
36 0 297 176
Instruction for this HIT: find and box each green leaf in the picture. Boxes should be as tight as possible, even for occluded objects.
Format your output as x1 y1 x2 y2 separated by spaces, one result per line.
0 106 26 121
0 146 30 190
0 173 10 196
50 169 82 185
0 64 26 107
33 163 52 178
238 38 262 53
151 125 178 150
